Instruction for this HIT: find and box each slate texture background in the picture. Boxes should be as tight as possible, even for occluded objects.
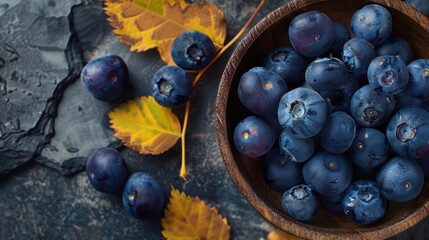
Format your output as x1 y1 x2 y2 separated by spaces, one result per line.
0 0 428 239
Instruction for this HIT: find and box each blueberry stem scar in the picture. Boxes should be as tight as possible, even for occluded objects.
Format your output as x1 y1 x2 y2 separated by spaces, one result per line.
179 0 266 180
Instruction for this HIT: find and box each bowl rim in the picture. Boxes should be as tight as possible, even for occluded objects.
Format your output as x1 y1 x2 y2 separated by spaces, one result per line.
215 0 429 239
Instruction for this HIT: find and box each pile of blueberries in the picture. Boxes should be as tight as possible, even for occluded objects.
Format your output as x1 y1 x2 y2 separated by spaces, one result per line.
80 30 217 218
233 4 429 225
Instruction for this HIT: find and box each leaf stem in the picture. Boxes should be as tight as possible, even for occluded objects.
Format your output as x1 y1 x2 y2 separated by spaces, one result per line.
179 0 266 180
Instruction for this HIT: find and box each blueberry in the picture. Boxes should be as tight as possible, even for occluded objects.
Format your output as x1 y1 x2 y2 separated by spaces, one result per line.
350 84 395 127
233 115 276 158
319 111 356 154
305 57 348 91
237 67 288 118
171 31 215 70
303 151 353 196
342 38 376 79
405 0 429 16
122 172 164 219
342 180 386 225
404 59 429 100
350 128 389 169
320 193 344 214
263 46 309 86
264 147 303 192
278 87 328 138
350 4 392 46
330 22 350 58
319 73 360 114
86 147 128 193
279 130 315 163
386 105 429 160
281 184 319 221
288 11 335 57
81 55 128 102
367 55 409 94
376 37 414 64
151 65 192 108
376 156 424 203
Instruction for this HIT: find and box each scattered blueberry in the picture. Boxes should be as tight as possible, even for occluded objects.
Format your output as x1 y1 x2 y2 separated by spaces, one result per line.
350 84 395 127
264 147 303 192
376 37 414 64
233 115 276 158
376 156 424 203
342 38 376 79
342 180 386 225
303 151 353 196
350 128 389 169
151 65 192 108
122 172 164 219
278 87 328 138
86 147 128 193
171 31 215 70
367 55 409 94
281 184 320 221
386 105 429 160
404 59 429 100
81 55 128 102
288 11 335 57
238 67 288 118
279 130 315 163
350 4 392 45
305 57 348 91
263 46 309 86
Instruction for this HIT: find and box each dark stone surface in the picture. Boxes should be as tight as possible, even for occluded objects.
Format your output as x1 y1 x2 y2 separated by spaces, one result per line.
0 0 428 239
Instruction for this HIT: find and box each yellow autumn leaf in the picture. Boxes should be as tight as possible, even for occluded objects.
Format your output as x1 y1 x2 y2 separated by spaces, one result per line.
108 96 181 155
104 0 227 65
267 230 303 240
162 187 231 240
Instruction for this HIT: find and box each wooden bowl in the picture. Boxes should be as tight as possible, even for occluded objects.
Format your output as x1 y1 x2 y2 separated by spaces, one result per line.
215 0 429 239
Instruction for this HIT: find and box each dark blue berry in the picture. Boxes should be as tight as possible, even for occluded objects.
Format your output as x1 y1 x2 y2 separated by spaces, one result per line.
233 115 276 158
305 57 348 91
342 38 376 79
330 22 350 58
281 184 319 221
350 84 395 127
350 4 392 46
376 37 414 64
367 55 409 94
319 111 356 154
279 130 314 163
151 65 192 108
171 31 215 70
122 172 164 219
288 11 335 57
376 156 424 203
342 180 386 225
264 147 303 192
386 105 429 160
81 55 128 102
237 67 288 119
263 46 309 86
278 87 328 138
350 128 389 169
404 59 429 100
303 151 353 196
86 147 128 193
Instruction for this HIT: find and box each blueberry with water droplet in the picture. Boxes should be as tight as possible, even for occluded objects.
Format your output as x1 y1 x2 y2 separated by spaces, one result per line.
404 59 429 100
279 130 314 163
281 184 319 221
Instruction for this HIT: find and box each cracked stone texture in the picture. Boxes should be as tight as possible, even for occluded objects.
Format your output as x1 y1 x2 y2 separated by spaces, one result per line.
0 0 428 239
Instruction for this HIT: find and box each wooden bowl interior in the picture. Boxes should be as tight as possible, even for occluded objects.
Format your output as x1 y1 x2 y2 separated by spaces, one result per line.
218 0 429 238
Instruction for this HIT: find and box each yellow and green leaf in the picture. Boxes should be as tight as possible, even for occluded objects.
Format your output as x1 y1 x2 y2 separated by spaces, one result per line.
108 96 181 155
162 187 231 240
104 0 227 65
